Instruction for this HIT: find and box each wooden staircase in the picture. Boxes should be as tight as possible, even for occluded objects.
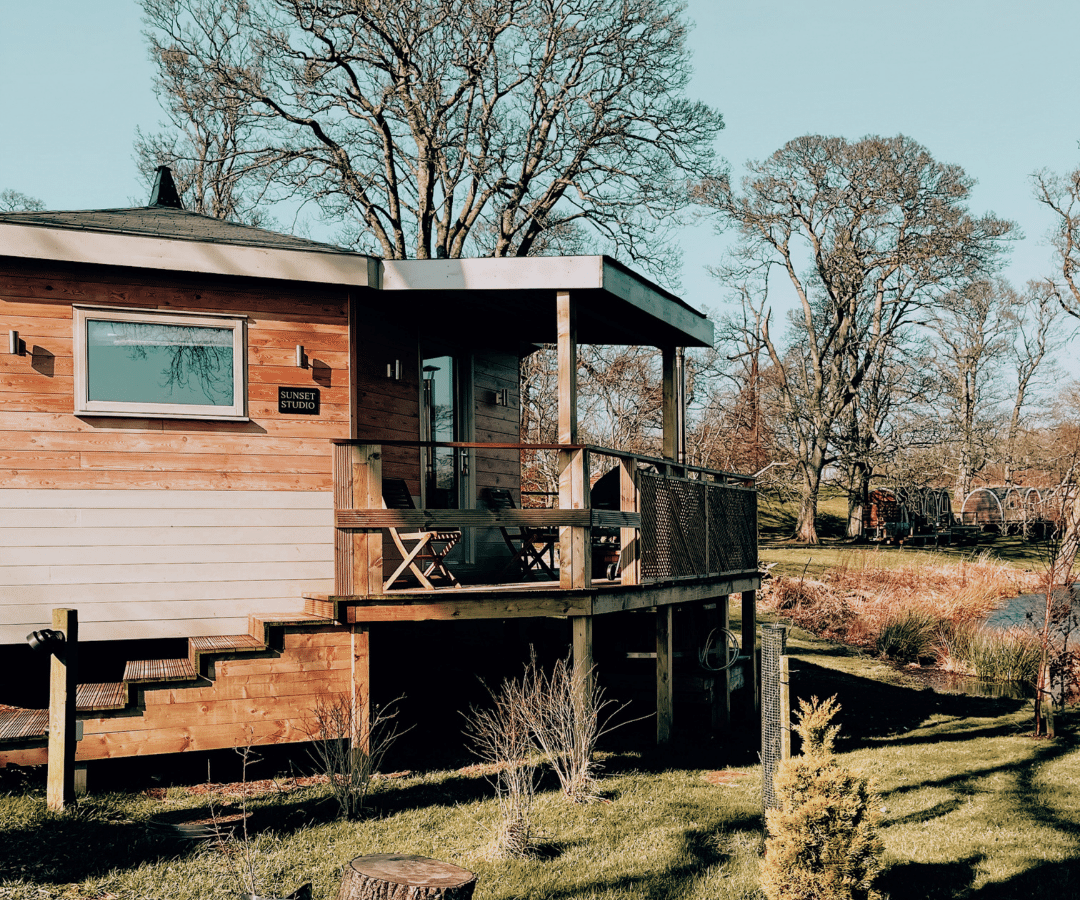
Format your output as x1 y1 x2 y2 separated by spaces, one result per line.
0 608 347 763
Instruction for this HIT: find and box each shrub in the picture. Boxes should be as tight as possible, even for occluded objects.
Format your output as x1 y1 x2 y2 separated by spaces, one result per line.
520 655 628 803
463 674 538 857
762 696 885 900
307 690 404 820
875 610 939 664
938 623 1042 684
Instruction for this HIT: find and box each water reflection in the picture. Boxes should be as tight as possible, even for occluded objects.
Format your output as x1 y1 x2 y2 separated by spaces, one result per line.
901 666 1033 700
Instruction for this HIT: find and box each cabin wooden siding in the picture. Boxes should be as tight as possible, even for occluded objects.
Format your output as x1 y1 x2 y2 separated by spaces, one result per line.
0 259 353 642
472 350 522 567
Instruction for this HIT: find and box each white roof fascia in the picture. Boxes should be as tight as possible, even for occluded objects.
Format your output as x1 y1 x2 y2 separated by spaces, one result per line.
0 222 375 287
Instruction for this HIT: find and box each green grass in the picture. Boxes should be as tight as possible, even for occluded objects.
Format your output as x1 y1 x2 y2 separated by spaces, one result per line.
758 491 1051 577
2 618 1078 899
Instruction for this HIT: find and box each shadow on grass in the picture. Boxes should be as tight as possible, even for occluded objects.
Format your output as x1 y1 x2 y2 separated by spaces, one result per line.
787 658 1027 750
971 858 1080 897
878 856 982 900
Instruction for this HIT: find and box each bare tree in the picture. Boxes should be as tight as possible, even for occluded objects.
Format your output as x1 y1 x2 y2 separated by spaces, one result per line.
138 0 276 223
1002 280 1063 485
0 189 45 212
925 279 1020 506
140 0 725 272
701 135 1013 542
1033 165 1080 320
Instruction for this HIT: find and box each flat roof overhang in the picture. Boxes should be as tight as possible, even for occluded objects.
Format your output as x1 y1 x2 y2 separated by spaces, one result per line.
380 256 713 349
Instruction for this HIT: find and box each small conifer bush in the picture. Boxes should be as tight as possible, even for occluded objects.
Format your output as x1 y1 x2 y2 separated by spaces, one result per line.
762 696 886 900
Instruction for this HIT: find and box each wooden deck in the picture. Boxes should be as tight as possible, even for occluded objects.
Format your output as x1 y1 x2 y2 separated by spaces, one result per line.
304 569 760 622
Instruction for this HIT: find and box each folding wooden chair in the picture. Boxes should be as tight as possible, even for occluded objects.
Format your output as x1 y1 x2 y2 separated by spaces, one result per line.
382 478 461 590
483 488 557 580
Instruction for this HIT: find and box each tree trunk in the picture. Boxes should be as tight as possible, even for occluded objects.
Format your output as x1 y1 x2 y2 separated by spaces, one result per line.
336 855 476 900
846 461 870 540
795 446 827 544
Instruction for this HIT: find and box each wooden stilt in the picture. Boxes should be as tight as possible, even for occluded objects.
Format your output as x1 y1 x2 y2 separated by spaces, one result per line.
656 606 673 744
571 615 594 704
708 596 731 732
46 608 78 812
741 590 758 716
351 625 371 752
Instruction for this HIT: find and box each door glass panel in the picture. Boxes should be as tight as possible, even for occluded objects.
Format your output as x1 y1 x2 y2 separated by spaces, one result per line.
422 355 456 508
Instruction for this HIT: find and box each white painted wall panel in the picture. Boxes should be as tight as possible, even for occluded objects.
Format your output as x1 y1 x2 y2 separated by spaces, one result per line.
0 489 334 644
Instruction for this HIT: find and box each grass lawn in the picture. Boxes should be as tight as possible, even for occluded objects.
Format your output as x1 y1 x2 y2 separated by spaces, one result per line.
759 491 1051 577
2 617 1077 899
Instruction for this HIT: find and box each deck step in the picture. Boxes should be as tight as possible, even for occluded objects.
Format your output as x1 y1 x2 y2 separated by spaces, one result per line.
76 682 128 711
189 634 263 654
0 706 48 741
123 658 197 682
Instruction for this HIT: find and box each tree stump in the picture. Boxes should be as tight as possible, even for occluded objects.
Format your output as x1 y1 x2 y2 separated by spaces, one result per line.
335 854 476 900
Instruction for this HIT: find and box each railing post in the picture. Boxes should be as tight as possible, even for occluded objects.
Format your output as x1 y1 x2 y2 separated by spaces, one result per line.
559 448 591 589
619 456 640 585
334 442 384 596
46 608 78 812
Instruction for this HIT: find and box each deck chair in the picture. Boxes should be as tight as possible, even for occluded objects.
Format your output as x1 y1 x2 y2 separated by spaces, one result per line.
382 478 461 590
483 488 557 580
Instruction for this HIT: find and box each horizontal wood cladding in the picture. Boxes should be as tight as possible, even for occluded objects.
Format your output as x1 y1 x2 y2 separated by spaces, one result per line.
0 488 333 642
0 260 354 491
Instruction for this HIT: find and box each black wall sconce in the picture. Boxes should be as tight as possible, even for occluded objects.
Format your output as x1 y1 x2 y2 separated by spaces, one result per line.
27 628 66 655
493 388 510 406
9 330 23 355
386 360 402 380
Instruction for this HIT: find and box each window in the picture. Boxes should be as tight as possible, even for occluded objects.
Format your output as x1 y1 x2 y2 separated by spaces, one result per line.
73 307 247 420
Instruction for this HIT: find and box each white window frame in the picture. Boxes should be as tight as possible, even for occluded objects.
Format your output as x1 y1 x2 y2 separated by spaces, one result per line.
73 306 248 420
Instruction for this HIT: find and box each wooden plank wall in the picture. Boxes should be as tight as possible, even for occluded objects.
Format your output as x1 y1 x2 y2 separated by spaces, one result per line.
0 258 351 489
1 625 352 764
0 258 352 641
472 350 522 571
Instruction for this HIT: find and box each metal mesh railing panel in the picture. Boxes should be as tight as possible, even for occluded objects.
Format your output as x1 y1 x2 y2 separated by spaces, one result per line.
761 624 787 811
640 473 757 580
707 484 758 573
639 473 706 578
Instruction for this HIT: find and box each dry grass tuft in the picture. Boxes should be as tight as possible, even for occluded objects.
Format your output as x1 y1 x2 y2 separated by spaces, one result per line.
762 550 1039 654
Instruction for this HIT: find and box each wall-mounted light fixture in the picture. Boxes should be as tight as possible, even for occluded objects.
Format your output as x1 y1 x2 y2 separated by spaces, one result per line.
493 388 510 406
295 344 307 368
9 330 21 355
386 359 402 380
26 628 65 654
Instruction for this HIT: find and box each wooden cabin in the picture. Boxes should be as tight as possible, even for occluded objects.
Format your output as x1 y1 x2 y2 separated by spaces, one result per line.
0 180 759 774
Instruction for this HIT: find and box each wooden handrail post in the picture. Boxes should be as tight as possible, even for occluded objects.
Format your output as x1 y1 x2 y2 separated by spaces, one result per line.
559 447 591 589
619 456 640 585
46 608 78 812
335 443 384 595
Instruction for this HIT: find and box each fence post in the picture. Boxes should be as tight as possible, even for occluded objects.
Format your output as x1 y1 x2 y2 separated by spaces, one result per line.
761 624 788 811
46 608 78 812
619 456 640 585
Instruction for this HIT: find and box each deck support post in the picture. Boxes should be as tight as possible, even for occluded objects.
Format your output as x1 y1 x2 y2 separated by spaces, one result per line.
46 607 78 812
741 590 759 716
557 290 590 589
571 615 594 711
661 346 678 464
619 457 640 585
656 605 673 744
710 596 731 732
559 448 591 589
335 443 384 595
351 625 371 753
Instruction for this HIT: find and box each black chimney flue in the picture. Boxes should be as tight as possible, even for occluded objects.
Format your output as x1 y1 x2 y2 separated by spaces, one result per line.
148 166 184 209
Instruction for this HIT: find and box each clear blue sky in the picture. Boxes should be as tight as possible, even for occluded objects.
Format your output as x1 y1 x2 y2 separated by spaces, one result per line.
2 0 1078 326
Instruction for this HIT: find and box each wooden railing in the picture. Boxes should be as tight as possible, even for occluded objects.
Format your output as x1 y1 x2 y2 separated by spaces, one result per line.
330 440 756 595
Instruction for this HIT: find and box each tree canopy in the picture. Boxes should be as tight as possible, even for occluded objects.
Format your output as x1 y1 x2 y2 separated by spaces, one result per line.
139 0 725 275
